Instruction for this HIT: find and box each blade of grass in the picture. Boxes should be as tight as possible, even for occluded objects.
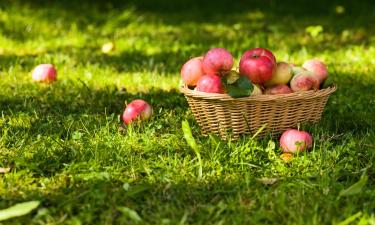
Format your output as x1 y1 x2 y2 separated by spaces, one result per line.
182 120 202 180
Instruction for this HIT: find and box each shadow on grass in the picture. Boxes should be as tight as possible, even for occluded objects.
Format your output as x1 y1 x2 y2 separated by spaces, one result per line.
1 175 373 224
0 0 374 45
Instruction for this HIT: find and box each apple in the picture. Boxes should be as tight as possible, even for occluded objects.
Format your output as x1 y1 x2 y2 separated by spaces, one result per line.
122 99 153 125
302 59 328 84
280 129 313 153
202 48 234 76
291 66 307 76
32 64 57 83
264 62 293 87
264 84 292 95
181 56 205 86
239 48 276 85
244 47 276 65
290 71 319 92
252 84 263 95
196 74 225 94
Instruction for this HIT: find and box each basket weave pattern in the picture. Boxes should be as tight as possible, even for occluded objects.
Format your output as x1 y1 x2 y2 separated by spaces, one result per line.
181 86 336 140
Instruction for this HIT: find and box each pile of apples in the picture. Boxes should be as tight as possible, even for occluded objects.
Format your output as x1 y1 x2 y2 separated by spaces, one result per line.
30 48 321 161
181 47 328 96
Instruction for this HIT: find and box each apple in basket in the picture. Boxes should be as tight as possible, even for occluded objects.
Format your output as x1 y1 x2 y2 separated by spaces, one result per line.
290 71 320 92
195 74 225 94
32 64 57 83
203 48 234 76
239 47 276 85
264 84 292 95
280 129 313 153
302 59 328 84
264 62 293 87
291 66 308 76
122 99 153 125
181 56 205 86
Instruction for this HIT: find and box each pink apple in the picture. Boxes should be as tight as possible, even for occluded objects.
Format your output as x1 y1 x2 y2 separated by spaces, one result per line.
280 129 313 153
32 64 57 83
290 71 320 92
195 74 225 94
264 62 293 87
202 48 234 76
302 59 328 84
122 99 153 125
264 84 292 95
181 56 205 86
291 66 308 76
239 48 276 85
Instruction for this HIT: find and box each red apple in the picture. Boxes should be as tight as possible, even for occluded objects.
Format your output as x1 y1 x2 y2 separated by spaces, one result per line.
32 64 57 83
239 48 276 84
290 71 319 92
181 56 205 86
122 99 153 125
280 129 313 153
302 59 328 84
264 62 293 87
264 84 292 95
202 48 233 76
195 74 225 94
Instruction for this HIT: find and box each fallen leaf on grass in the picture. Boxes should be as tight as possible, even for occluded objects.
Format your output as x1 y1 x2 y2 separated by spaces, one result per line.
339 175 368 197
0 201 40 221
256 178 278 185
0 168 11 174
118 207 142 223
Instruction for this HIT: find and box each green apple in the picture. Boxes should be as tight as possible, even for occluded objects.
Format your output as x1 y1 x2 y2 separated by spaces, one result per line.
264 62 292 87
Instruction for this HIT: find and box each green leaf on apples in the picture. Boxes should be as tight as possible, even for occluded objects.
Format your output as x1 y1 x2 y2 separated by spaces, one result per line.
321 80 335 89
224 76 254 98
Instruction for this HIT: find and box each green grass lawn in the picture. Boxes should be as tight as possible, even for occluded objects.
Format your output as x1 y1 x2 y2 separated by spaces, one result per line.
1 0 375 224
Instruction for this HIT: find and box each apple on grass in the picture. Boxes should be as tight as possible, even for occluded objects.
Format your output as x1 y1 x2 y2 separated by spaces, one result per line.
32 64 57 83
122 100 153 125
302 59 328 84
101 41 115 54
203 48 234 76
239 47 276 85
280 129 313 153
264 62 293 87
181 56 205 87
196 74 225 94
264 84 292 95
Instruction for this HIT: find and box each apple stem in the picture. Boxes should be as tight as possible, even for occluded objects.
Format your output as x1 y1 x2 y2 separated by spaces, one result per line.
297 123 300 131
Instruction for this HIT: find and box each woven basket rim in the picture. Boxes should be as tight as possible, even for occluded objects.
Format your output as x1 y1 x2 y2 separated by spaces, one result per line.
180 85 336 101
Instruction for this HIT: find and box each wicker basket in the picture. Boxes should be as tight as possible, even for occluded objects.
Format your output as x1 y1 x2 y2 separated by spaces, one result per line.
181 85 336 140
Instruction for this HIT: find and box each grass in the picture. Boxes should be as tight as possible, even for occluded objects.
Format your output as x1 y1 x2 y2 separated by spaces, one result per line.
0 0 374 224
